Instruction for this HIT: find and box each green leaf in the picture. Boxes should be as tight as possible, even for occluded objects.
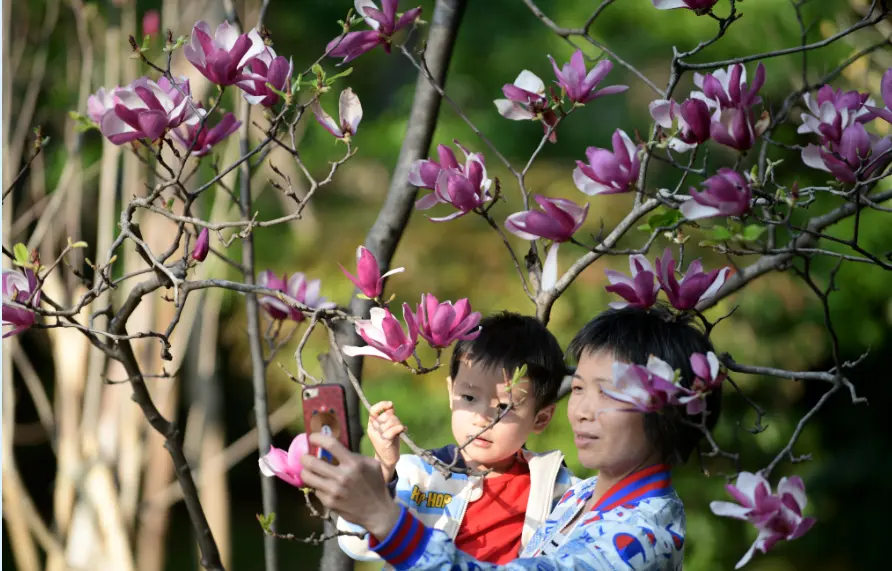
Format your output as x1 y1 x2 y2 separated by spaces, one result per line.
741 224 766 242
710 226 733 241
311 63 324 77
265 82 289 100
325 67 354 85
256 512 276 533
637 223 652 232
13 243 30 266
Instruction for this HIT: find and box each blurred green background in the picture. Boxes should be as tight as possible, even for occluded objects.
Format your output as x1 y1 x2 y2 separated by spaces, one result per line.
4 0 892 569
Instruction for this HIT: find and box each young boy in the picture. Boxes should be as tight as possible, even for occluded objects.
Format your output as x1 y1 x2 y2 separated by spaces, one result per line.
337 312 576 565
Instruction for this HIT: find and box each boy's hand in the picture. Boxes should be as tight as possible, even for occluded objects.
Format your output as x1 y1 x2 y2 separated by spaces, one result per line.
367 401 405 481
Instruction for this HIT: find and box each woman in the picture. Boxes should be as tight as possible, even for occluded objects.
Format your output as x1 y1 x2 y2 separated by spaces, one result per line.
302 306 722 570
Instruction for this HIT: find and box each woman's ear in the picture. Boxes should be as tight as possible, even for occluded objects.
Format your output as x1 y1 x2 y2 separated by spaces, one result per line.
531 403 556 433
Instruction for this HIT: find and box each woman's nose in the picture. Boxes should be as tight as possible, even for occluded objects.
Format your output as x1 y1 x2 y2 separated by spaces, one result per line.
571 390 597 422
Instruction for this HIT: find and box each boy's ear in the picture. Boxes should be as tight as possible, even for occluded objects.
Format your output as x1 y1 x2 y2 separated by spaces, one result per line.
531 403 556 434
446 376 455 411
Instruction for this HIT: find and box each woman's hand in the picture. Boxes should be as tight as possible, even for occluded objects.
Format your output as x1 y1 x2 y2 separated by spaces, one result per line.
301 432 402 540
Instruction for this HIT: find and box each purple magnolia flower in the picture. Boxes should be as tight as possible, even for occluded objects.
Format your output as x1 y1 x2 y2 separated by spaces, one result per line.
312 88 363 139
172 111 240 156
326 0 422 64
494 70 560 142
652 0 719 12
506 194 589 292
605 254 660 310
87 87 119 123
650 97 712 152
258 433 309 488
409 140 490 192
801 122 892 184
680 168 752 220
656 248 729 311
191 228 210 262
239 45 293 107
342 305 419 362
339 245 404 299
676 351 726 414
410 294 481 349
547 50 628 105
710 106 770 151
257 271 336 322
692 63 766 112
711 472 815 569
99 76 203 145
184 21 265 86
606 356 690 413
2 268 41 338
411 141 492 221
798 84 874 144
573 129 641 195
866 67 892 125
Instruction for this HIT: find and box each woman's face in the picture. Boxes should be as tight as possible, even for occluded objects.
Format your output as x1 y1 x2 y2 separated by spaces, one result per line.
568 349 660 476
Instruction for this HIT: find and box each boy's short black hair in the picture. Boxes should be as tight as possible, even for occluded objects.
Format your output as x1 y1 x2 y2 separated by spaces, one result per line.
450 311 566 410
567 304 722 466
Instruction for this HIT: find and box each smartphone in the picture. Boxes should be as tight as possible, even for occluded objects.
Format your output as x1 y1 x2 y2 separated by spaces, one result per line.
301 384 350 465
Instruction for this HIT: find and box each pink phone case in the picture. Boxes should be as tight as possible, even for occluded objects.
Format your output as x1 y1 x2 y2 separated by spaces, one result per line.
301 384 350 464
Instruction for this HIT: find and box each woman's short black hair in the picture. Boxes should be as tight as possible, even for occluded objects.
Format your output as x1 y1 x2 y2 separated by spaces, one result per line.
567 304 722 465
450 311 567 410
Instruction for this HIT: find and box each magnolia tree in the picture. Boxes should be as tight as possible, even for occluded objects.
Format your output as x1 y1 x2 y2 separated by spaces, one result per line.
3 0 891 570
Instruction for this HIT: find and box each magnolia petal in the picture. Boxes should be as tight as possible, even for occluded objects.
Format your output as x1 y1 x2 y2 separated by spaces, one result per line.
342 344 393 360
513 69 545 95
339 88 363 135
494 99 535 121
709 500 752 520
541 242 560 292
680 199 721 220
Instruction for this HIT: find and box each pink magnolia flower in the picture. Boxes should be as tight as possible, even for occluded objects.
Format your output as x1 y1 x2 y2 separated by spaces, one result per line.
142 10 160 36
191 228 210 262
680 168 752 220
494 70 559 142
410 294 481 349
652 0 719 12
798 84 874 145
2 268 41 338
338 245 404 299
801 122 892 184
710 472 816 569
605 254 660 310
547 51 628 105
183 21 265 86
650 97 712 152
605 356 689 413
99 76 203 145
866 67 892 125
87 87 119 123
573 129 641 195
710 106 770 151
258 433 309 488
326 0 422 64
655 248 729 310
312 88 363 139
505 194 589 291
412 144 493 221
692 63 765 112
342 306 419 362
676 351 725 415
409 140 491 192
172 111 240 156
239 45 293 107
257 271 336 322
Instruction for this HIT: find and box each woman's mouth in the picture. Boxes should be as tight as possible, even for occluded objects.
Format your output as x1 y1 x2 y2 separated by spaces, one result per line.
573 433 599 447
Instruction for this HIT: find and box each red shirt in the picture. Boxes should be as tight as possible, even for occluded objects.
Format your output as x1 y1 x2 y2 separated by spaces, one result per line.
454 457 531 564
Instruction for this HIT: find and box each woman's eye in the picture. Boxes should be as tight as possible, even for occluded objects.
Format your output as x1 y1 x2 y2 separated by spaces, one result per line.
571 384 584 394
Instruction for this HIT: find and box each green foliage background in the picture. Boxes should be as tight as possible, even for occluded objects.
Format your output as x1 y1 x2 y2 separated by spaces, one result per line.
4 0 891 570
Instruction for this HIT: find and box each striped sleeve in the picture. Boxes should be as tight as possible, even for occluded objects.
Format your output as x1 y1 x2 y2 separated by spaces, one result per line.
369 506 433 570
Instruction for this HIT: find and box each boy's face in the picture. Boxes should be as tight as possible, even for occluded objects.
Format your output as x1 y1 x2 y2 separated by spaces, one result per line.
448 360 555 473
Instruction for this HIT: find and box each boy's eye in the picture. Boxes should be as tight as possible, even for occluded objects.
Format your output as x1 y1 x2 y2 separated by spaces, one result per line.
461 394 475 403
497 402 510 413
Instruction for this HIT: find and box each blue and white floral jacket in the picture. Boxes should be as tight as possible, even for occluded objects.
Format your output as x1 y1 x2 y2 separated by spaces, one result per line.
368 463 686 570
